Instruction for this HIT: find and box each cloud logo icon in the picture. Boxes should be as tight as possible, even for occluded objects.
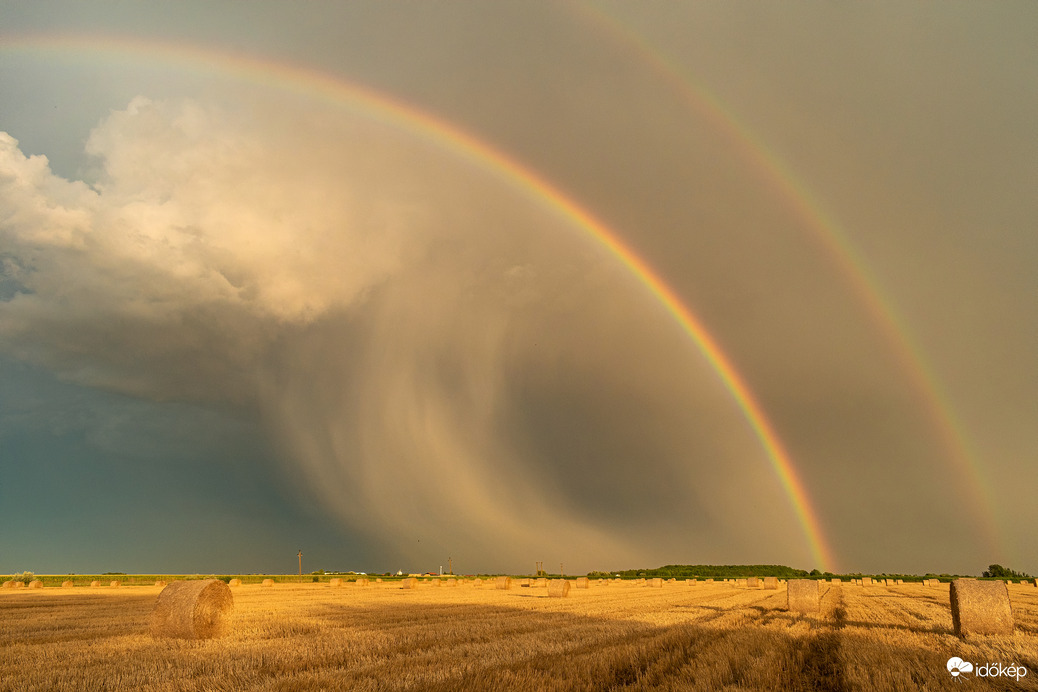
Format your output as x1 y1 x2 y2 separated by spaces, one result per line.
947 657 974 678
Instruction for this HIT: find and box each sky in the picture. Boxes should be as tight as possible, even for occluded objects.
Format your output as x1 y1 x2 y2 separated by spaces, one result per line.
0 1 1035 577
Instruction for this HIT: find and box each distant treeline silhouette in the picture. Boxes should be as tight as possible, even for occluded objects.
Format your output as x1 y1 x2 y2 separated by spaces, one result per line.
594 565 812 579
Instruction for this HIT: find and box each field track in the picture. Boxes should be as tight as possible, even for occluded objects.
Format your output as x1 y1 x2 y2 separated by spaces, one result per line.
2 580 1036 690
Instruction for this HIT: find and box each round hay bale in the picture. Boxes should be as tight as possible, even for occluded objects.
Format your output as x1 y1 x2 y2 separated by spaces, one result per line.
787 579 820 613
12 581 24 589
747 577 759 588
763 577 778 590
356 578 369 586
150 579 234 639
90 581 101 588
472 578 483 587
735 578 747 587
2 581 12 588
495 576 512 590
110 581 121 588
62 580 74 588
228 579 242 587
261 579 274 587
649 578 663 588
575 577 589 589
400 577 418 589
155 580 167 588
28 580 43 589
547 579 570 598
329 578 343 588
950 579 1013 637
446 578 457 587
705 578 714 584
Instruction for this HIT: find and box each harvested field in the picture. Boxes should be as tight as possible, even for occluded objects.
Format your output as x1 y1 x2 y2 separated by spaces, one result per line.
2 579 1036 690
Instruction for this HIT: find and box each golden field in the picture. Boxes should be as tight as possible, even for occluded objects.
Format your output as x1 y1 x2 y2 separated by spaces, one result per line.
2 579 1037 691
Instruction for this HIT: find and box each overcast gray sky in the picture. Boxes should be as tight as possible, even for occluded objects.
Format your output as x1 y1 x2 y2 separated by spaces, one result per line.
1 1 1034 577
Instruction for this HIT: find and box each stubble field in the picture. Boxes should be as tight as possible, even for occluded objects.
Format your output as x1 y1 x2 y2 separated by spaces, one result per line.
2 579 1036 691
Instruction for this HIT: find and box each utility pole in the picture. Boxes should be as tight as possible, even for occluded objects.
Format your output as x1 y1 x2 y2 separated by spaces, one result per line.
298 550 303 580
560 563 564 578
448 556 453 575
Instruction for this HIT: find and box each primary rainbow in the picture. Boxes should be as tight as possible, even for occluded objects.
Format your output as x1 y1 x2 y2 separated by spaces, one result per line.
2 33 837 571
572 4 1005 561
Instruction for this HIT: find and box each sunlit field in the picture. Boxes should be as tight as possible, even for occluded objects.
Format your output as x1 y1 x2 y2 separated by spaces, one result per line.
3 579 1036 690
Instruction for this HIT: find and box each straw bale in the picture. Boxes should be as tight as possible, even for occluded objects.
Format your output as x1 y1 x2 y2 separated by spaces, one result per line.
534 578 547 587
356 578 369 586
1 581 11 588
496 576 512 590
896 579 903 585
472 578 482 587
90 581 101 587
735 578 747 587
576 577 589 589
446 578 457 587
787 579 820 613
1034 579 1038 588
155 580 167 588
12 581 24 589
547 579 570 598
28 580 43 589
329 578 343 588
376 578 382 583
150 579 234 640
747 577 759 588
261 579 274 587
432 579 442 587
687 579 697 586
949 579 1013 637
110 581 121 588
649 578 663 588
705 579 714 584
400 578 418 589
763 577 778 590
228 578 242 587
930 580 941 587
519 578 531 587
861 577 872 586
831 578 841 585
62 580 74 588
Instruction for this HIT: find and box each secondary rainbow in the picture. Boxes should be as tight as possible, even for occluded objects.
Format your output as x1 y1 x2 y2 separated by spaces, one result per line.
572 4 1005 560
2 33 837 572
